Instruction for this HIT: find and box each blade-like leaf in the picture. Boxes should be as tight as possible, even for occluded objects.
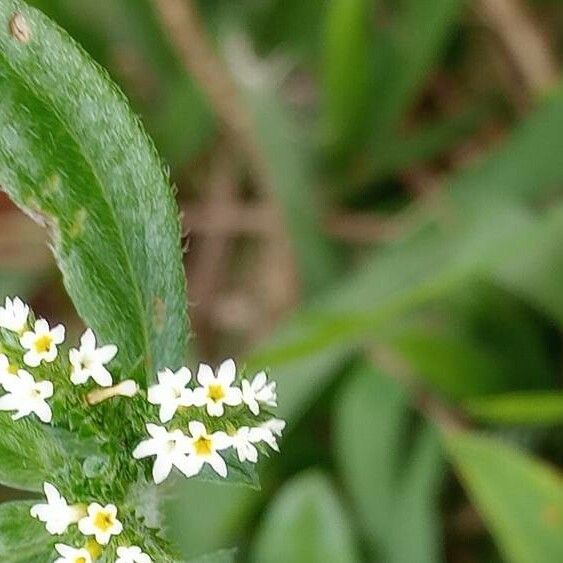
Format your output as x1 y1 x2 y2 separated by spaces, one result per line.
0 0 189 384
465 393 563 425
446 431 563 563
0 413 65 491
0 501 55 562
250 471 361 563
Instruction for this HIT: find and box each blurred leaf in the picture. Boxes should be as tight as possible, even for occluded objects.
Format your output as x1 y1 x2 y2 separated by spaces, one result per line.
187 549 236 563
446 431 563 563
0 501 55 562
322 0 374 153
250 471 361 563
335 364 444 561
465 393 563 425
0 413 65 492
0 0 189 383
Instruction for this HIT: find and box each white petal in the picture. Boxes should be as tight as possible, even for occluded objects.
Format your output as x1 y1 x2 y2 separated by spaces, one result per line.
97 344 118 364
20 331 35 348
217 358 236 385
188 420 206 437
36 380 54 399
81 328 96 350
191 387 207 406
23 351 40 367
212 431 231 451
0 394 19 412
223 387 243 406
91 366 113 387
206 401 224 417
159 402 177 424
33 400 52 423
35 319 50 334
252 371 267 390
175 454 203 478
132 439 158 459
208 453 228 477
152 455 173 484
175 367 191 386
51 324 65 344
196 363 215 386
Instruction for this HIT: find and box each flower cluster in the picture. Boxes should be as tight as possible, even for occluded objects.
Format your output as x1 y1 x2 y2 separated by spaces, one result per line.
135 359 284 484
0 296 285 562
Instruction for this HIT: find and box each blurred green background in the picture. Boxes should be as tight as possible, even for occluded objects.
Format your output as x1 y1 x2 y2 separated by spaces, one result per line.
2 0 563 561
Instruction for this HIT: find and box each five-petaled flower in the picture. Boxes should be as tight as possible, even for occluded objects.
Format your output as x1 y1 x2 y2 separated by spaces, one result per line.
0 369 53 422
20 319 65 367
241 371 277 415
0 296 29 334
132 423 192 484
192 359 242 417
78 503 123 545
30 483 85 535
54 543 92 563
69 328 118 387
184 421 231 478
116 545 153 563
0 353 17 388
148 367 193 423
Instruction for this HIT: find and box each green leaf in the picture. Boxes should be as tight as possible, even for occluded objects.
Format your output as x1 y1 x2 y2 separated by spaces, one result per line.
446 431 563 563
250 471 361 563
335 364 444 561
465 393 563 425
0 501 55 562
0 413 65 491
0 0 189 383
187 549 236 563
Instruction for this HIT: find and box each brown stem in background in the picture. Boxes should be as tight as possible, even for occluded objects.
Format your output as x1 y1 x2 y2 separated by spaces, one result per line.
477 0 559 96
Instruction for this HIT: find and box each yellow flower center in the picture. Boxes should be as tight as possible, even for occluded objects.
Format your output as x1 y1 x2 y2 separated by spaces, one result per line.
194 436 212 456
207 384 225 402
93 510 114 532
34 334 53 354
85 539 103 559
7 363 18 375
74 558 87 563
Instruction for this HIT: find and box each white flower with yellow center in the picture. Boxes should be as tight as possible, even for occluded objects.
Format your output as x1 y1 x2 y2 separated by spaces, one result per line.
30 483 85 535
0 353 18 388
148 367 193 423
116 546 152 563
231 426 269 463
241 371 277 415
132 424 192 484
20 319 65 367
69 329 117 387
54 544 92 563
183 421 231 478
0 369 53 422
0 296 29 334
78 503 123 545
192 359 242 417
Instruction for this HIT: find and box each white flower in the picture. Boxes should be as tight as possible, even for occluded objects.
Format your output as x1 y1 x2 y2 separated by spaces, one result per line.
54 543 92 563
0 369 53 422
241 371 277 415
260 418 287 452
69 329 117 387
116 546 152 563
132 424 192 484
0 353 18 388
0 296 29 333
192 359 242 417
183 421 231 478
231 426 269 463
30 483 85 535
20 319 65 367
148 367 193 423
78 503 123 545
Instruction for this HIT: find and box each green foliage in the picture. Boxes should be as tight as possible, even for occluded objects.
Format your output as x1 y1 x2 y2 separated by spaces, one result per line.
0 501 55 562
0 0 189 385
250 471 361 563
446 431 563 563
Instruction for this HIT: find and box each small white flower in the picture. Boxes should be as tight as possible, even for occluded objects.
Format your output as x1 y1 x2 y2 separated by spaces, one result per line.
132 424 192 484
0 353 18 388
54 543 92 563
260 418 287 452
148 367 193 423
20 319 65 367
69 329 117 387
0 369 53 422
192 359 242 417
231 426 269 463
183 421 231 478
0 296 29 333
241 371 277 415
78 503 123 545
116 545 152 563
30 483 85 535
